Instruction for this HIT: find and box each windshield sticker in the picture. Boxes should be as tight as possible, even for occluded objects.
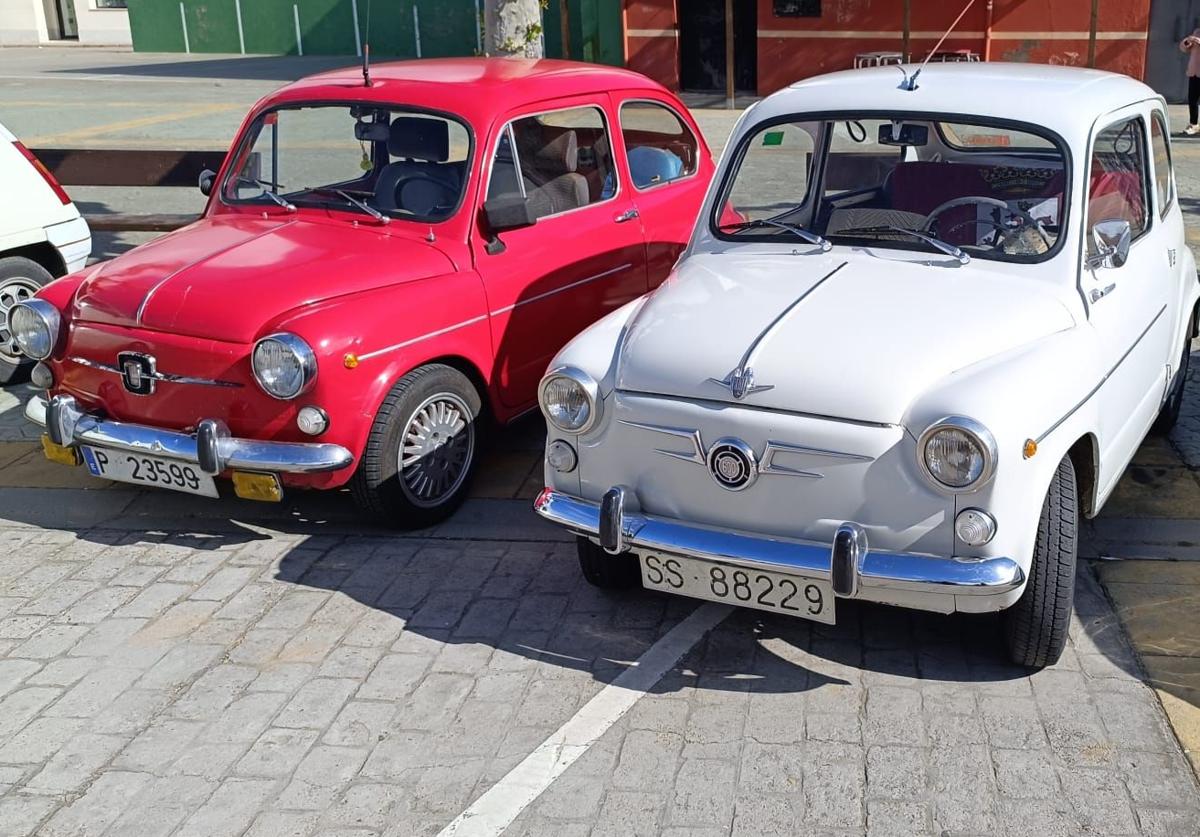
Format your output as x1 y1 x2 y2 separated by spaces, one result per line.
762 131 784 146
980 166 1057 196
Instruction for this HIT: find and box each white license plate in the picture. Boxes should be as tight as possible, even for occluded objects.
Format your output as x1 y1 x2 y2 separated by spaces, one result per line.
639 552 835 624
81 446 218 498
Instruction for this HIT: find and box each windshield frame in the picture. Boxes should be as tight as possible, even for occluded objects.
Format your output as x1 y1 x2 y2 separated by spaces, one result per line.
709 109 1074 265
220 100 475 224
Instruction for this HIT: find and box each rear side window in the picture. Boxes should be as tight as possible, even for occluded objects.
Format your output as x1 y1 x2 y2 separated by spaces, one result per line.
1150 112 1174 218
486 105 615 220
1087 117 1150 242
619 101 699 189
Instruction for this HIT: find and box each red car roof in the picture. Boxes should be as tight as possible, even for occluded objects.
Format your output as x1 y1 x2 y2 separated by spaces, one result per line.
261 57 670 125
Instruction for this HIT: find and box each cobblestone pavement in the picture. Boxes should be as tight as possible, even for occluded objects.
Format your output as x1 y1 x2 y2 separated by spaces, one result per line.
0 517 1197 837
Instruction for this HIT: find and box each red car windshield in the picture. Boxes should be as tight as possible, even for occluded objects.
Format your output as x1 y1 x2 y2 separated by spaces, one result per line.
224 103 471 223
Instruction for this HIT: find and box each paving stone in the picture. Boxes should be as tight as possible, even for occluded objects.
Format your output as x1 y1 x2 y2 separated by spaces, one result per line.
38 770 152 837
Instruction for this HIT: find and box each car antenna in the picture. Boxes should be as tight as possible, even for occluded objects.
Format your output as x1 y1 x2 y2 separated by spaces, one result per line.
361 0 372 87
898 0 975 91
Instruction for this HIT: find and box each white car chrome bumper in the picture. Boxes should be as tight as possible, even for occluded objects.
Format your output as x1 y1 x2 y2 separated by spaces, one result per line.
27 394 353 475
534 487 1025 611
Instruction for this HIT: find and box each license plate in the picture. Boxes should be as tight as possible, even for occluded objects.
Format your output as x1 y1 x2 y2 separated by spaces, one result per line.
81 446 218 498
639 552 835 624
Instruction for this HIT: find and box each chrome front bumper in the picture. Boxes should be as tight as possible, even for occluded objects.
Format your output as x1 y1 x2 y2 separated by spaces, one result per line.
26 394 353 475
534 488 1025 603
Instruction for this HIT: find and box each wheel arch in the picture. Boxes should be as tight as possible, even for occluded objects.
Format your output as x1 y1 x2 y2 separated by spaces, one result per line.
424 353 493 422
0 243 66 278
1067 432 1100 519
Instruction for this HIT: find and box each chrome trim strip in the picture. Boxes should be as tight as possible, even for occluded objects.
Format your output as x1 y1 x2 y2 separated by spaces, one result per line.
619 419 705 464
26 395 352 475
724 261 849 378
1034 304 1167 444
357 315 487 362
69 356 243 388
534 489 1025 597
617 390 896 428
490 263 634 317
619 421 873 479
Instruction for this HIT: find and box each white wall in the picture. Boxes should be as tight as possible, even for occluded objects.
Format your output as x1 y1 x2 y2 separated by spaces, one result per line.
73 0 130 46
0 0 43 45
0 0 130 46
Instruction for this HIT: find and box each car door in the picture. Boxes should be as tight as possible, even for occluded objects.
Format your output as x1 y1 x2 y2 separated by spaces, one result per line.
475 97 649 411
1148 106 1193 366
1083 106 1175 490
612 95 711 288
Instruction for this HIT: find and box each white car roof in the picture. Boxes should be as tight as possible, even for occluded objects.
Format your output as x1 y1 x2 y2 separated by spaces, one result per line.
751 62 1159 148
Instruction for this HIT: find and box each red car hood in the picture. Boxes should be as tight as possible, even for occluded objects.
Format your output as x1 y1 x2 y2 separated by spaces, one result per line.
72 216 457 343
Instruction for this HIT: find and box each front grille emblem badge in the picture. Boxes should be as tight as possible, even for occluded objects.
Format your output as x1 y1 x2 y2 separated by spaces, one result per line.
118 352 156 396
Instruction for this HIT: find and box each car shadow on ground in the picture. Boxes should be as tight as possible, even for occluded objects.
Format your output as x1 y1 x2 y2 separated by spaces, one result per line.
54 55 356 82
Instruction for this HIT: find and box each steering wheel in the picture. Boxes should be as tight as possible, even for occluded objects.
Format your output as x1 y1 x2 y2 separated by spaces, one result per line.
922 195 1050 252
380 172 453 216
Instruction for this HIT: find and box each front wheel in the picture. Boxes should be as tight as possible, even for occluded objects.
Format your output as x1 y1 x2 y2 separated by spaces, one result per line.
1002 455 1078 668
0 257 54 386
350 364 482 529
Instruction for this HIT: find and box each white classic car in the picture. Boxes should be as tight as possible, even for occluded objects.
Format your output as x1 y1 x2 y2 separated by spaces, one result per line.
532 63 1199 668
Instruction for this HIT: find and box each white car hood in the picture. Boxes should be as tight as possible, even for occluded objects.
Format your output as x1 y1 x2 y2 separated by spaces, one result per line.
615 250 1076 425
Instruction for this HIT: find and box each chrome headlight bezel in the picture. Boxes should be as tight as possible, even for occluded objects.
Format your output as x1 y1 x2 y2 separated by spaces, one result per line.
10 299 61 361
251 332 317 400
538 366 601 434
917 415 997 493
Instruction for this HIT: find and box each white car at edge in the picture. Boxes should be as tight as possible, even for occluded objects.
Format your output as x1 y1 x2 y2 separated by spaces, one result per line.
533 63 1199 668
0 120 91 385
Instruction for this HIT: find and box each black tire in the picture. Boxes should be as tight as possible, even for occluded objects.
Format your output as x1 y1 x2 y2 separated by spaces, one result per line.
576 536 641 590
350 364 482 529
1003 455 1078 668
0 257 54 386
1151 318 1194 435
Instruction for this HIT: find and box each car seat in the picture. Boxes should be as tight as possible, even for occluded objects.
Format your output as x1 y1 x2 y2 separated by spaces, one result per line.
374 116 461 217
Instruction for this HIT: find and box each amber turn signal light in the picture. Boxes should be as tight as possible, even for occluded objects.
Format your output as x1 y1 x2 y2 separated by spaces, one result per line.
1022 439 1038 459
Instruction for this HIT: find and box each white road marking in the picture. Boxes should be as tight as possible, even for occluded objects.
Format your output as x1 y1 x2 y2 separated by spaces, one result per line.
437 601 732 837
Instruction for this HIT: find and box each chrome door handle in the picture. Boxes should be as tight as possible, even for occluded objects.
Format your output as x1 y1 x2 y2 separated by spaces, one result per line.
1089 283 1116 303
614 208 639 223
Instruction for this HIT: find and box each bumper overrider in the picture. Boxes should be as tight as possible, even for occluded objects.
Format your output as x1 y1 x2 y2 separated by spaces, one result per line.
26 394 353 476
534 487 1025 607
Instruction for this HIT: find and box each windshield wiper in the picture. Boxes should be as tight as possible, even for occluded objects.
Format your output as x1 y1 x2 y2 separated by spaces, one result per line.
719 218 832 252
235 176 295 212
832 225 970 265
302 187 389 224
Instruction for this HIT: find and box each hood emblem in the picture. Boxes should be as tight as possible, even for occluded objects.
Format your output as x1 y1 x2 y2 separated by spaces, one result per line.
708 366 772 400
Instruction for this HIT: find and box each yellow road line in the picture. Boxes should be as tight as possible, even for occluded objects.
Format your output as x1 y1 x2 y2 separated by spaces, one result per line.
25 102 243 145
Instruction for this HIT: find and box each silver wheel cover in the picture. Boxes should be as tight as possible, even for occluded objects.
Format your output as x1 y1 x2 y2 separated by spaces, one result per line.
398 392 475 508
0 276 40 363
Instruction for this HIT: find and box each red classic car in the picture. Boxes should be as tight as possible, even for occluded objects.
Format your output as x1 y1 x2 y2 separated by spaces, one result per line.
10 58 714 527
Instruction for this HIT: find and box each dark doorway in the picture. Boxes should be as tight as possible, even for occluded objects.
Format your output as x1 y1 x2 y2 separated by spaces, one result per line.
679 0 757 93
1146 0 1200 102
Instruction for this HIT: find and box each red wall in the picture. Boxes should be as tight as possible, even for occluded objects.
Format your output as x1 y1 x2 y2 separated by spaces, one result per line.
623 0 1150 95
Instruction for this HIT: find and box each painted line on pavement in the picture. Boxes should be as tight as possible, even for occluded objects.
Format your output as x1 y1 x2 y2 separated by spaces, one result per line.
437 601 733 837
24 103 242 145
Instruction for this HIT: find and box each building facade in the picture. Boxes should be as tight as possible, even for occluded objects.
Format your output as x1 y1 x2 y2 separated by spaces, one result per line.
626 0 1152 96
0 0 131 46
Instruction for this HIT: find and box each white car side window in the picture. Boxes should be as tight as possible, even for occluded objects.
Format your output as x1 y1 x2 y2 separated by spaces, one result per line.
1087 117 1151 245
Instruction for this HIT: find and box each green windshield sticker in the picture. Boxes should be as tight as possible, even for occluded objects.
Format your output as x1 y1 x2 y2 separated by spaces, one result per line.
762 131 784 146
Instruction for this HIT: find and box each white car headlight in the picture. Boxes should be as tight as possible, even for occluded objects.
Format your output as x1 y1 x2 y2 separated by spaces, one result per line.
539 366 600 433
10 300 61 361
252 333 317 400
918 416 997 491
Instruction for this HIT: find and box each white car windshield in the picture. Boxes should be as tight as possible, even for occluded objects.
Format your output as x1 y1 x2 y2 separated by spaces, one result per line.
715 116 1071 263
224 104 471 222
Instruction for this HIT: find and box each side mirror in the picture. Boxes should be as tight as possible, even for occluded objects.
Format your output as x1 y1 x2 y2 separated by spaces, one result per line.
198 168 216 197
1088 218 1132 270
484 195 535 233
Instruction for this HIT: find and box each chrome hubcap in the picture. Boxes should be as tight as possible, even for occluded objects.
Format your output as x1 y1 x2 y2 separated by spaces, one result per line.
0 276 39 362
398 392 474 507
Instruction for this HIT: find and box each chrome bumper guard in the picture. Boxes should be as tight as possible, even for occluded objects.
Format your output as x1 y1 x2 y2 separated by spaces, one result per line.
26 394 353 475
534 487 1025 599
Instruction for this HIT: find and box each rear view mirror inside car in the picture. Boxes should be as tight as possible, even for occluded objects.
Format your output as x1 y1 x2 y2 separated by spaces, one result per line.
878 122 928 146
